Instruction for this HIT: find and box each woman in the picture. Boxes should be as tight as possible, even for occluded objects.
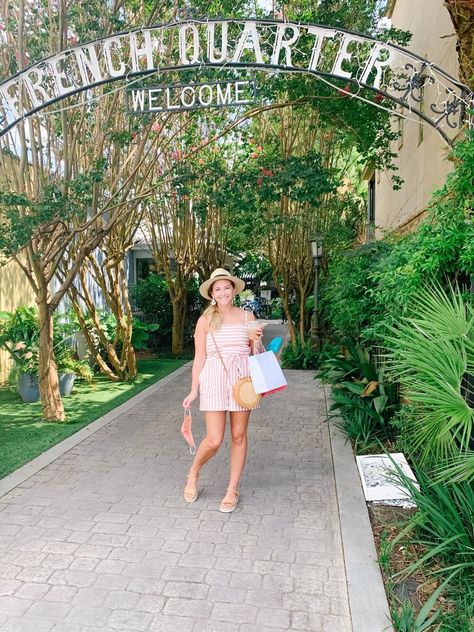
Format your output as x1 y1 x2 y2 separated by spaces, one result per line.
182 268 263 513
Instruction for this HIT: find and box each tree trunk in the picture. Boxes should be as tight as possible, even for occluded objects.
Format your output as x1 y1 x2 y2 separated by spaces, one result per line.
444 0 474 89
37 293 65 422
272 276 297 344
124 337 138 379
283 295 297 344
118 260 137 379
171 293 187 354
66 260 137 382
67 288 122 382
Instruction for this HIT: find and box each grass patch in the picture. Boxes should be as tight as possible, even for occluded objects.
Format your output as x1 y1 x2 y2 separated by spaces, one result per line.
0 357 187 479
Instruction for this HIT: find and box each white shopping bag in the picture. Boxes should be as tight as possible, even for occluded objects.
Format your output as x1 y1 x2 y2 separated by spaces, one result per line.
248 351 288 395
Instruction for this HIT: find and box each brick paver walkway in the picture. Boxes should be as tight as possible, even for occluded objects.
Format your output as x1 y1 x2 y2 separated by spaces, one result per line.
0 348 353 631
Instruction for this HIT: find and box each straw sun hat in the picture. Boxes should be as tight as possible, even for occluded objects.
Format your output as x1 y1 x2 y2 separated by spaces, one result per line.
199 268 245 299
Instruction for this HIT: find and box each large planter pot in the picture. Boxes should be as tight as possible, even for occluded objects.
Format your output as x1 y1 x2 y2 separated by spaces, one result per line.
59 373 76 397
17 373 40 403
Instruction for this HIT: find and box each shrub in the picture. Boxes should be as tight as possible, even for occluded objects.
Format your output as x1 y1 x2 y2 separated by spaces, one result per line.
0 307 86 379
384 282 474 482
131 275 173 339
365 133 474 343
392 465 474 597
131 320 160 351
321 132 474 347
320 240 391 342
131 275 202 349
280 337 319 369
319 341 399 451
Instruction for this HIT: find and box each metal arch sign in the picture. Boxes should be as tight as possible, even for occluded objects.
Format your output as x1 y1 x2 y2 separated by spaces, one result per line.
0 18 472 143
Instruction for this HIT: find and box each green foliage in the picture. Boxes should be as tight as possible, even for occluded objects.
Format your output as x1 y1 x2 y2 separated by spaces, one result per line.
251 0 412 183
280 337 319 370
383 282 474 481
317 193 367 255
59 358 94 382
320 240 391 341
75 307 159 354
234 254 273 284
225 149 336 253
0 307 40 374
378 530 392 575
0 164 106 258
0 307 92 379
365 134 474 342
131 320 159 351
184 277 206 343
319 135 474 629
319 341 399 450
131 275 173 338
159 149 229 220
131 274 201 349
391 465 474 593
322 133 474 345
74 310 117 363
391 597 442 632
232 149 335 206
52 333 93 382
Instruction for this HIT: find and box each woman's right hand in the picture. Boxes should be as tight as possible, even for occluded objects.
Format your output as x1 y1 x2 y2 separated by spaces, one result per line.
247 325 263 342
182 390 198 409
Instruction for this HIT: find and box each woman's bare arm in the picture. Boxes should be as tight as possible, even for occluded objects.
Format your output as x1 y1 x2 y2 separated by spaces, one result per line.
182 316 207 407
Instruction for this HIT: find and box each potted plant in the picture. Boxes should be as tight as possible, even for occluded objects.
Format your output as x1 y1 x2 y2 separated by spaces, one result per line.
12 342 40 402
1 308 93 400
54 338 94 396
0 308 41 403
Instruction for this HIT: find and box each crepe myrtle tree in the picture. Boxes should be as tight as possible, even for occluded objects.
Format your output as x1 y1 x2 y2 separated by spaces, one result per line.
58 110 185 381
0 174 109 422
225 139 336 343
145 133 234 354
0 0 178 420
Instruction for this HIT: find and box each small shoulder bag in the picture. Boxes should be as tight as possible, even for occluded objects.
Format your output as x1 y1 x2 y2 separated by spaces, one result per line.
209 331 261 410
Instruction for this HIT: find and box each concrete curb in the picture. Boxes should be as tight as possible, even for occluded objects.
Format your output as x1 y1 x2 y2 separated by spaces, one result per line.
328 401 394 632
0 362 191 499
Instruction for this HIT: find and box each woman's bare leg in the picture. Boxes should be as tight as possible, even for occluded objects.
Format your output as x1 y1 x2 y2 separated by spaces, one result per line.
221 410 250 509
184 411 226 498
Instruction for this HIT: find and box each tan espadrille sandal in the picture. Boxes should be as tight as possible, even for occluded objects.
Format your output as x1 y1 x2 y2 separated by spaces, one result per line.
183 473 199 503
219 488 239 513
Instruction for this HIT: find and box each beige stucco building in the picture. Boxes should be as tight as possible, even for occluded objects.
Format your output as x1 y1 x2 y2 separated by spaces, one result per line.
369 0 461 235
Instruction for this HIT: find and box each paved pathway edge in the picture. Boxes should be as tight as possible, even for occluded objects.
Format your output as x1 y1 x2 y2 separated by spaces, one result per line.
0 362 191 499
329 412 395 632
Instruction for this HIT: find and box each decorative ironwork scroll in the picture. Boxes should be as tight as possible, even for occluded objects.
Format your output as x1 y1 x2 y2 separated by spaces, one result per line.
0 19 472 143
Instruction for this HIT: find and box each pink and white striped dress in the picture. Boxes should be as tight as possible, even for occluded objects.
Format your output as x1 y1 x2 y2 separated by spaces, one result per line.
199 322 254 412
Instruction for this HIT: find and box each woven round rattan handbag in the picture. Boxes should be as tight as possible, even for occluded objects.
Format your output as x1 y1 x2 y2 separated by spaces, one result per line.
210 332 261 410
232 377 261 409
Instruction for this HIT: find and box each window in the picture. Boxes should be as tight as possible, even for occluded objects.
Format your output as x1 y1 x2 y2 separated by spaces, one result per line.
136 258 156 281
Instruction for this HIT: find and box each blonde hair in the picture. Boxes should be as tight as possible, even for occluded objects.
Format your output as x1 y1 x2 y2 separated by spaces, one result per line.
202 280 235 330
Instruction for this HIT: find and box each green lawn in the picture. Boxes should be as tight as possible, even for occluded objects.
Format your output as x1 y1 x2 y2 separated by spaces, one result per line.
0 357 187 479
